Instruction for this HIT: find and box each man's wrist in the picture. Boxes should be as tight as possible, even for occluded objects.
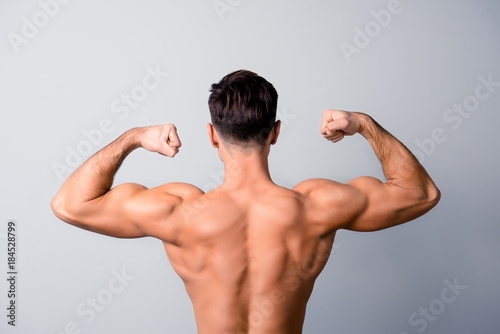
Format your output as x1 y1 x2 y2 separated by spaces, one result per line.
121 127 144 151
351 112 373 137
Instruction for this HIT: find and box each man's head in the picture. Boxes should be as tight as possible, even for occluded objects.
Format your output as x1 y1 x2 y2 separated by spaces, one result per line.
208 70 279 152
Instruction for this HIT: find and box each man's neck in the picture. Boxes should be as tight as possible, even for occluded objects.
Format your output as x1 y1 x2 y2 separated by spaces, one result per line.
221 150 273 189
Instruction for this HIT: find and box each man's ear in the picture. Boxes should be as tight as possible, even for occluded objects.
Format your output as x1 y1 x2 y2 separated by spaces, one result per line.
207 123 219 148
270 120 281 145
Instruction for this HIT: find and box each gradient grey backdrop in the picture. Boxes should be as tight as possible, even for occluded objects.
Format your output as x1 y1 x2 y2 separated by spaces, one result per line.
1 0 499 333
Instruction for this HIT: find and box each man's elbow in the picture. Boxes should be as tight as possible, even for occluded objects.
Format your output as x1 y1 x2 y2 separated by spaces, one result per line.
51 196 96 232
421 183 441 212
429 183 441 204
404 183 441 218
50 195 73 222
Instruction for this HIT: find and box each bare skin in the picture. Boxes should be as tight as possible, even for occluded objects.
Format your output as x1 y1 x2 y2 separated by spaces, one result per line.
51 110 440 334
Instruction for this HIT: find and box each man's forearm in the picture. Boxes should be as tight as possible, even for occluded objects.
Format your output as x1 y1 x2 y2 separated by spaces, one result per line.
354 112 438 198
53 128 141 206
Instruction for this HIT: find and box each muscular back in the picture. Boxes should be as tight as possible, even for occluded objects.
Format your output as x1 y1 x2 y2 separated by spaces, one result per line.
51 114 439 333
162 182 337 334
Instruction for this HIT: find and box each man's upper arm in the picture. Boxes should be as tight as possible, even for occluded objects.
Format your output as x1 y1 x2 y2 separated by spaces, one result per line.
345 176 437 231
294 176 437 233
54 182 204 239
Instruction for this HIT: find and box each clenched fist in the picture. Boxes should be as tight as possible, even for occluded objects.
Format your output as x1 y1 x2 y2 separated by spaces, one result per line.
320 110 361 143
138 123 182 157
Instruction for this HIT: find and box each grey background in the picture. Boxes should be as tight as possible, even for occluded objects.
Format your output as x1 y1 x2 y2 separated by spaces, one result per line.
1 0 499 333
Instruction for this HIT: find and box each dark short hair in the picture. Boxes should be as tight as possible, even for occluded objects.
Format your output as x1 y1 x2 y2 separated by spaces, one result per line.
208 70 278 148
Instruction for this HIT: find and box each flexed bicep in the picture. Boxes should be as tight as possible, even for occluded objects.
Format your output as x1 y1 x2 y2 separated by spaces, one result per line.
314 110 440 232
345 176 437 232
53 183 150 238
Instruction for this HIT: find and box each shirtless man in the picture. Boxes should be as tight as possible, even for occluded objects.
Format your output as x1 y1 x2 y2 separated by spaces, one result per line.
51 70 440 334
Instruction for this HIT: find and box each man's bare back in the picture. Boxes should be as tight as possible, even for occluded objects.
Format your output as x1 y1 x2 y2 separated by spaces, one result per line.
163 181 337 333
51 70 440 333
